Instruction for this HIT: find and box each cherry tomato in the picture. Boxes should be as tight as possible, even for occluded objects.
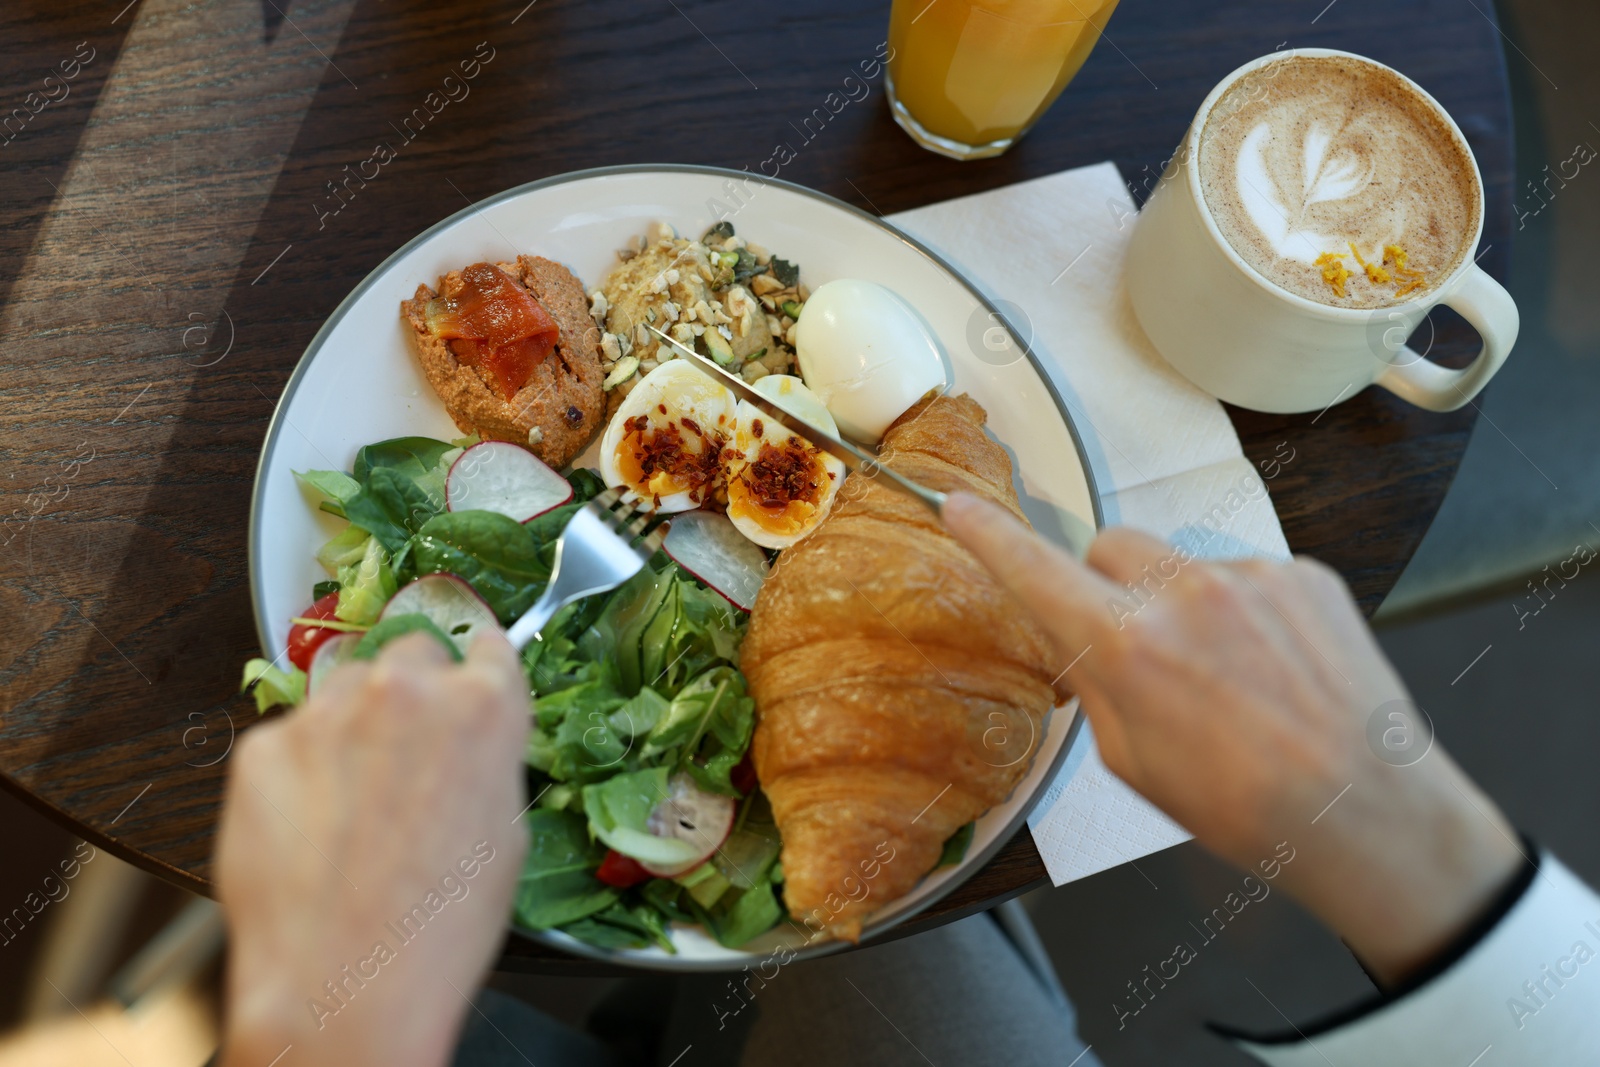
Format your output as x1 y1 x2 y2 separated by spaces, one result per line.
286 591 342 672
596 849 652 888
730 752 758 796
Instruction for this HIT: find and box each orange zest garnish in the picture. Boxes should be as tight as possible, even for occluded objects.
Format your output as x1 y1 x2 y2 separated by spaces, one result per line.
1383 244 1428 300
1314 252 1352 298
1349 243 1391 285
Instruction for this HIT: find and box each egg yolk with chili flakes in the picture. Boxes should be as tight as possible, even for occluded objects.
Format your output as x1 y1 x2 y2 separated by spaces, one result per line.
725 399 846 549
424 263 560 401
598 359 738 513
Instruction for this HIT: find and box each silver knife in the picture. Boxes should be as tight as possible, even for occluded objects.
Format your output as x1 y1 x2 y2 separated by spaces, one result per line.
646 326 947 514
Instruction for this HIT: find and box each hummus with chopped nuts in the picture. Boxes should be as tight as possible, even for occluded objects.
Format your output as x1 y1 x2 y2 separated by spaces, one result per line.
592 222 807 417
402 255 604 470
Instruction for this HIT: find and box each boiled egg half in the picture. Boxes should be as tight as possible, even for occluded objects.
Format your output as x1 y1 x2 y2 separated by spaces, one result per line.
599 359 736 512
794 279 948 444
725 376 847 549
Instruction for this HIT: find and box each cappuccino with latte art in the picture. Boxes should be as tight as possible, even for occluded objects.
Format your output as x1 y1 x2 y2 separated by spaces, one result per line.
1197 54 1480 309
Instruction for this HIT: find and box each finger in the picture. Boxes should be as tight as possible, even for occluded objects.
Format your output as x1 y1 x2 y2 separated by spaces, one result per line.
377 630 455 671
466 628 531 705
299 659 372 716
1084 526 1182 588
942 491 1121 658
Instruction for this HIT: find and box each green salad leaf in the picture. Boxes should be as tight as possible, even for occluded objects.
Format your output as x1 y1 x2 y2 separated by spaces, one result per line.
334 534 397 625
703 878 783 949
352 436 455 487
581 767 702 869
937 822 976 869
411 510 552 624
514 809 617 929
351 613 461 662
295 469 361 518
560 901 673 952
240 658 306 714
646 666 754 795
282 436 779 951
343 466 441 553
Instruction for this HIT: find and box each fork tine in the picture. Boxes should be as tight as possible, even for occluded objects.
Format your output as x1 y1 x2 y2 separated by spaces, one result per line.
586 488 661 560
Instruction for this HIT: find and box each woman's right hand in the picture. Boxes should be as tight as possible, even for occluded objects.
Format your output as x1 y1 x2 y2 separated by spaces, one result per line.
943 491 1522 987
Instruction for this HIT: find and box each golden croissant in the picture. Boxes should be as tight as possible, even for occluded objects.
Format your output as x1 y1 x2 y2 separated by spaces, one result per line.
741 394 1060 942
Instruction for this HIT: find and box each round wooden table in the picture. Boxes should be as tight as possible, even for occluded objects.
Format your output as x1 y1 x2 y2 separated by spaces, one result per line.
0 0 1511 972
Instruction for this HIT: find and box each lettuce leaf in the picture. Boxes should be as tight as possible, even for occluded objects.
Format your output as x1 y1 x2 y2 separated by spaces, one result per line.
316 524 371 576
240 658 306 714
334 534 396 625
645 666 755 796
295 469 361 518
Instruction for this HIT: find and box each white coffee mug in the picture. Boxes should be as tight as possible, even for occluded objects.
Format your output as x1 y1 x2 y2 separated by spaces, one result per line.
1125 48 1518 414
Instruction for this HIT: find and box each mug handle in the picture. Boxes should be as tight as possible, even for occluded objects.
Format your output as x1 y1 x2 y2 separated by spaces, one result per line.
1372 265 1519 412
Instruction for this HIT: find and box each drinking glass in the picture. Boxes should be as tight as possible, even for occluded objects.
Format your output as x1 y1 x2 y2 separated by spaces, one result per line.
885 0 1121 160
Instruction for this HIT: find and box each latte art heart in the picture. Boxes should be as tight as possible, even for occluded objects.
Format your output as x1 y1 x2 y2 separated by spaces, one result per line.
1199 55 1479 309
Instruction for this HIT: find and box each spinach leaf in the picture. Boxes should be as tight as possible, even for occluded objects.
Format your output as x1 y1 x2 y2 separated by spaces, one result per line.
411 510 551 623
566 468 607 503
639 878 696 925
937 822 976 869
514 809 617 929
352 436 454 483
351 613 461 662
695 877 782 949
344 466 441 553
312 579 340 600
560 901 673 952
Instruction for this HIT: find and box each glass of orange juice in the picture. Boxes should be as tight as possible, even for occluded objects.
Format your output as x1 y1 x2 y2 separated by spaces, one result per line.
886 0 1121 159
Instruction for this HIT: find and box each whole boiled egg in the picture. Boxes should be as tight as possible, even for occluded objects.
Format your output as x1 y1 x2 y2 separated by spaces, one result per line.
793 279 948 444
599 359 736 512
725 377 847 549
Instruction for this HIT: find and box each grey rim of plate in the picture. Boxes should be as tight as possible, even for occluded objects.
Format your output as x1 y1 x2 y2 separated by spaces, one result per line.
247 162 1105 971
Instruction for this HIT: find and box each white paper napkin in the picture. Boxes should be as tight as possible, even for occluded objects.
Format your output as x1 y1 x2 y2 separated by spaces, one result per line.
888 163 1292 886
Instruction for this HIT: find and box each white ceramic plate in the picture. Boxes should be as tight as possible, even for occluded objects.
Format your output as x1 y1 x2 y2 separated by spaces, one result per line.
249 165 1102 970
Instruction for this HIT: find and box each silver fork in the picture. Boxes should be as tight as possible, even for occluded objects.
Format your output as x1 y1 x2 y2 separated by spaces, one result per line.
505 487 663 649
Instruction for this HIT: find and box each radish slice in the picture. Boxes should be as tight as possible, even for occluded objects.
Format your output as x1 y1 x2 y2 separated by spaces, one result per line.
663 510 770 612
639 773 736 878
307 632 360 695
381 574 500 654
446 441 573 522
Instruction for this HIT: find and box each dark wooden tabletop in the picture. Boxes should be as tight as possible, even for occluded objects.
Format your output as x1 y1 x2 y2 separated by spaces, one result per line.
0 0 1511 972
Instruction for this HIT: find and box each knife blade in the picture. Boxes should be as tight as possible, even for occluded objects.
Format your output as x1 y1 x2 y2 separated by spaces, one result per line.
645 326 947 514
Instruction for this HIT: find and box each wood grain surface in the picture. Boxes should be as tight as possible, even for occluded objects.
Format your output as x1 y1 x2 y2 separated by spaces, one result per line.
0 0 1512 972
